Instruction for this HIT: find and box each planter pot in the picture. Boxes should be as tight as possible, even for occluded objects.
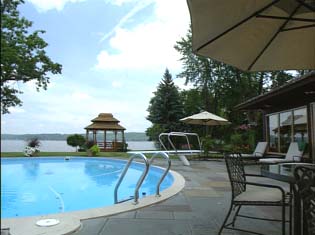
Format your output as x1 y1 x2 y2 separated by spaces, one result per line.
87 149 93 157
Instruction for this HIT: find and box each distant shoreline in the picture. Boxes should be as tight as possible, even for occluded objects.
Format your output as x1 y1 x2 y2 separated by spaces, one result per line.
1 132 149 142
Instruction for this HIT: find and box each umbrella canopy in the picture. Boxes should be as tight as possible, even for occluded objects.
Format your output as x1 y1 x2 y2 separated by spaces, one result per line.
180 111 230 126
187 0 315 71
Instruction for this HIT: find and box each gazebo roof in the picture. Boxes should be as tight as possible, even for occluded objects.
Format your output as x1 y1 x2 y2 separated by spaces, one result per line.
85 113 126 131
91 113 119 123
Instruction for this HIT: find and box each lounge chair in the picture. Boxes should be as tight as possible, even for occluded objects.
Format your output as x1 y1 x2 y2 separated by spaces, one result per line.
241 142 268 159
259 142 302 164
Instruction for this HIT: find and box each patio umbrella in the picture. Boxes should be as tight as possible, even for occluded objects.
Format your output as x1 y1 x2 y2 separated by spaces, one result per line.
187 0 315 71
180 111 230 135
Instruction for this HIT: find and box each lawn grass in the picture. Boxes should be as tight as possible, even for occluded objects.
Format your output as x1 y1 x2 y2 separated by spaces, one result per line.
0 152 129 158
1 151 224 160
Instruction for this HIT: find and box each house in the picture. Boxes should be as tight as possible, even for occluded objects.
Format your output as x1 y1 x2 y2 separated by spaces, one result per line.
236 72 315 163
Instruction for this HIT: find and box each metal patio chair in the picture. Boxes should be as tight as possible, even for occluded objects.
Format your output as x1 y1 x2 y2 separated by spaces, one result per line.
294 166 315 235
219 153 291 235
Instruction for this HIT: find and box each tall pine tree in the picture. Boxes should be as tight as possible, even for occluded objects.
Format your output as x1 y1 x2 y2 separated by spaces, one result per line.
146 69 184 141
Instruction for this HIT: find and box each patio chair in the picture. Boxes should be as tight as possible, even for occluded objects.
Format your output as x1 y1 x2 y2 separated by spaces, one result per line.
219 153 291 235
259 142 302 164
294 166 315 235
241 142 268 159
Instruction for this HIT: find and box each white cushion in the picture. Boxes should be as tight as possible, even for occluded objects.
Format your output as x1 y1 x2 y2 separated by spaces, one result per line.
241 142 267 158
259 142 302 163
259 158 292 163
285 142 302 161
235 187 283 202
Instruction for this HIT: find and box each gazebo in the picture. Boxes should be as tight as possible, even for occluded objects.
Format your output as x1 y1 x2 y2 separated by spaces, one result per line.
85 113 126 152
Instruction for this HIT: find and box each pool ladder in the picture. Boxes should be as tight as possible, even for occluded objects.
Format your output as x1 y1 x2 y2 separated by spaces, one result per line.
114 152 171 204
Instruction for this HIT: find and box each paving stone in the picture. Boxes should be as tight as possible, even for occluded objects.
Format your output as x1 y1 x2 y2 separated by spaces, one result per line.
108 211 136 219
142 205 192 212
136 211 174 219
184 189 222 197
200 181 230 188
75 217 107 235
100 219 192 235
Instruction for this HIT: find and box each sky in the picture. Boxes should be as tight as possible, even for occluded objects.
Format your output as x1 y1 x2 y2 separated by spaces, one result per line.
1 0 191 134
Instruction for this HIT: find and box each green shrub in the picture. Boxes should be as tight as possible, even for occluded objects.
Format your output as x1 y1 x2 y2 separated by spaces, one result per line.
89 145 100 156
229 126 256 153
67 134 85 151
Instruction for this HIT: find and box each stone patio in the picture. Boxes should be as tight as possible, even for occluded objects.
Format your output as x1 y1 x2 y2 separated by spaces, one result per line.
73 159 290 235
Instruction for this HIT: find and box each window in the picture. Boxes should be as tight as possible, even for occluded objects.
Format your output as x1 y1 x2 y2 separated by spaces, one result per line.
279 111 292 153
293 108 308 152
268 114 279 153
267 107 308 154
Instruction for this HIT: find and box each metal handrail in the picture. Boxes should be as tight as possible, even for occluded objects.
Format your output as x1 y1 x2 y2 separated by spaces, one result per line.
159 132 202 154
168 132 192 154
158 133 169 150
149 152 171 197
114 153 149 204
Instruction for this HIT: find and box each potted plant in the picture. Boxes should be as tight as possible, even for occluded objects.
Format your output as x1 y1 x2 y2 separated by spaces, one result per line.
85 140 100 156
24 138 41 157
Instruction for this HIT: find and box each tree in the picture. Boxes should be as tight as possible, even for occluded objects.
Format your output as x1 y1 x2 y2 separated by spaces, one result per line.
66 134 85 151
146 69 184 141
1 0 62 114
174 25 295 142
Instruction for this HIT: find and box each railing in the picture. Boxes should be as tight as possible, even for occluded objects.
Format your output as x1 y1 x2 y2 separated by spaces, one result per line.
114 152 172 204
149 152 171 197
159 132 202 154
158 132 202 166
97 141 124 151
114 153 149 204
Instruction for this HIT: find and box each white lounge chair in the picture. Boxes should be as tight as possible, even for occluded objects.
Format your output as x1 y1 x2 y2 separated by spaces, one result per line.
241 142 268 159
259 142 302 164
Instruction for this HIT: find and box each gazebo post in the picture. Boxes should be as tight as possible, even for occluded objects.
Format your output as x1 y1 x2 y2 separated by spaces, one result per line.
114 131 117 151
86 130 89 141
93 130 96 143
122 130 125 151
104 131 106 151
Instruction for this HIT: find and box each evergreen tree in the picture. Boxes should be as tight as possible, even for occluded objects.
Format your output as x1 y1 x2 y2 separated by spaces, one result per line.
146 69 184 141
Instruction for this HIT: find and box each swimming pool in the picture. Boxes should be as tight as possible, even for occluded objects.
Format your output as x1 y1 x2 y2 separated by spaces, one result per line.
1 157 175 218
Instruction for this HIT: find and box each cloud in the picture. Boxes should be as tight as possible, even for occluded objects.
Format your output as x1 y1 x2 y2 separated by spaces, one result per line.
100 0 154 42
104 0 137 6
8 107 26 114
95 0 190 72
112 81 123 88
70 91 91 100
27 0 85 12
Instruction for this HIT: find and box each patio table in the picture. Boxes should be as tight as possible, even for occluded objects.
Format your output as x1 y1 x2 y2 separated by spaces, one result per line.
261 163 315 235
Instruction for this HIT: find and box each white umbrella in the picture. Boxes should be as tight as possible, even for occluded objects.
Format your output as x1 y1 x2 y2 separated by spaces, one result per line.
187 0 315 71
180 111 230 126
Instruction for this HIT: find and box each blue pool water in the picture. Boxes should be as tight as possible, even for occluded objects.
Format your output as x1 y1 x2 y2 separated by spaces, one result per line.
1 157 174 218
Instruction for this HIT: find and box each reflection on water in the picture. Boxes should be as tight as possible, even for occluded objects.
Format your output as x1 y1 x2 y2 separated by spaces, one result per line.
84 161 122 186
23 161 40 179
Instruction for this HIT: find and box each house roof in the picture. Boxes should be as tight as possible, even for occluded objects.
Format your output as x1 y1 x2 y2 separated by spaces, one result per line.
235 72 315 112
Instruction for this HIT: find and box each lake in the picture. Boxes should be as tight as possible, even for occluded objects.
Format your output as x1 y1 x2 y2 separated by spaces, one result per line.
1 140 157 152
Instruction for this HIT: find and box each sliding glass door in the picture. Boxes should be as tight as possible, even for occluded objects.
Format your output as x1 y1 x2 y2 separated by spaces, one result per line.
267 107 308 154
